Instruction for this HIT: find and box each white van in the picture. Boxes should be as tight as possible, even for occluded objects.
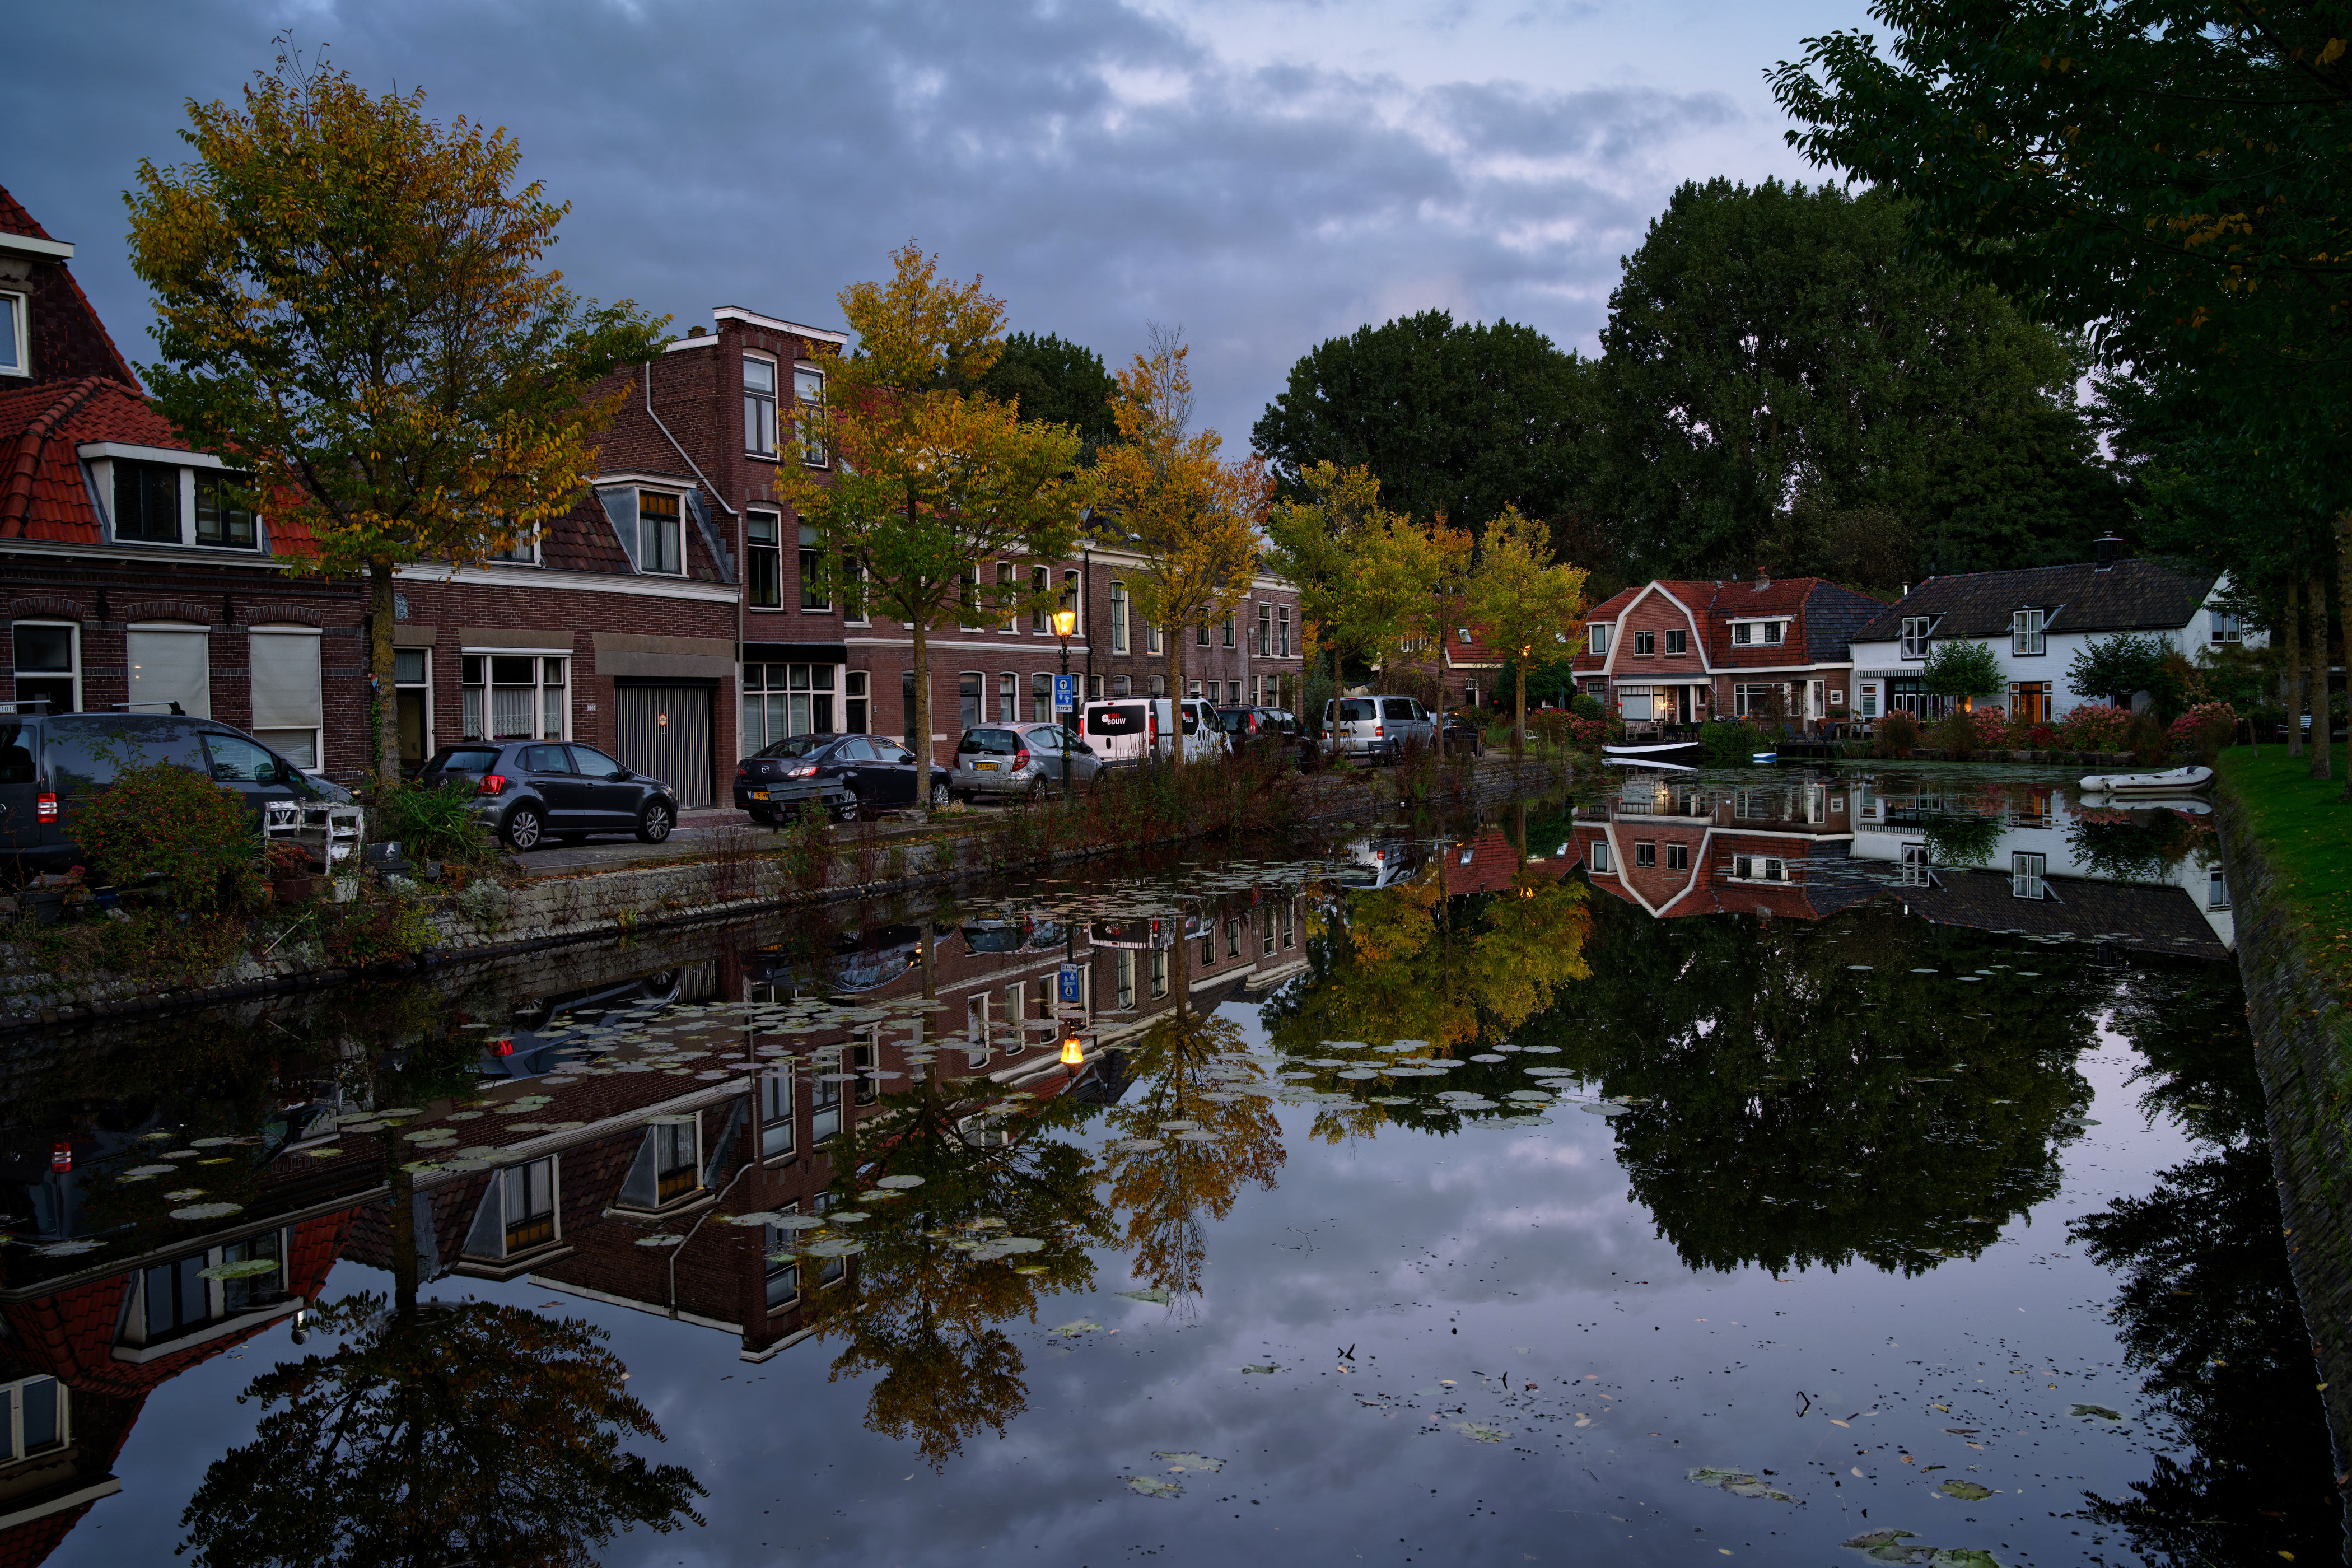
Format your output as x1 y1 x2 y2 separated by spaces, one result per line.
1078 697 1228 768
1323 694 1439 764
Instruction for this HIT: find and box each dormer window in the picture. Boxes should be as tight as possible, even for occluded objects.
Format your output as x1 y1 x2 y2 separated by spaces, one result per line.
194 474 256 549
637 492 683 576
1900 617 1932 658
0 291 24 377
114 460 182 543
1730 620 1785 646
1588 624 1610 656
2011 608 2047 655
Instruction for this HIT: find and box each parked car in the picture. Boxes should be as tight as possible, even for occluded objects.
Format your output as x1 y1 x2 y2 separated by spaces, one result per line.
950 722 1104 802
1322 695 1440 765
420 740 681 851
0 711 339 877
729 733 951 820
1214 706 1312 769
1077 697 1228 768
734 735 861 823
1440 712 1485 757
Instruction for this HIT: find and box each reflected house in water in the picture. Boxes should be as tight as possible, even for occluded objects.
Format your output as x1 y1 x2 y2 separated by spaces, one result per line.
1574 770 2233 956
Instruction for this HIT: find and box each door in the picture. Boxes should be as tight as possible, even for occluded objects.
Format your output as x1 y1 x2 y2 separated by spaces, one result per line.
567 744 639 829
517 742 585 829
830 736 883 806
614 685 713 809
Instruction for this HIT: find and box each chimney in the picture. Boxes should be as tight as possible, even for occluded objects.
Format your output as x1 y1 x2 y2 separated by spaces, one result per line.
688 325 707 338
1899 582 1909 598
2094 534 2121 568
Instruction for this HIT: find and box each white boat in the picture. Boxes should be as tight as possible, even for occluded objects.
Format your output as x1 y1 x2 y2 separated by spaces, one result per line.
2078 764 2214 795
1601 739 1704 766
2078 792 2213 814
1603 755 1698 772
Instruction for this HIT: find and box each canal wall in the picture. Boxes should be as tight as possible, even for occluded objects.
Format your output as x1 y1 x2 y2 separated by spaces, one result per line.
0 754 1571 1029
2215 769 2352 1534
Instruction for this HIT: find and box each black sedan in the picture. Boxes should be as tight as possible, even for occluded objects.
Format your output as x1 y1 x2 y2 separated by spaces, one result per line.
421 741 681 851
734 734 951 821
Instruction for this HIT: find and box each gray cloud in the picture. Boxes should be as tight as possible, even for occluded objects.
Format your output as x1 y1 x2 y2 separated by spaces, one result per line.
15 0 1764 446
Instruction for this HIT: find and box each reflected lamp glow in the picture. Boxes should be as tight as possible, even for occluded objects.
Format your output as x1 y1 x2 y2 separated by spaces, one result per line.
1059 1034 1085 1066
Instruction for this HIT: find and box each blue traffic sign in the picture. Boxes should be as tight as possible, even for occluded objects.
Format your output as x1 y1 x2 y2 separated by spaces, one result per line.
1053 674 1077 713
1057 964 1085 1003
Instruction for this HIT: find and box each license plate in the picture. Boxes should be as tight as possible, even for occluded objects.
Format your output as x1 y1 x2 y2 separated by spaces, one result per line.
977 762 998 771
751 790 769 800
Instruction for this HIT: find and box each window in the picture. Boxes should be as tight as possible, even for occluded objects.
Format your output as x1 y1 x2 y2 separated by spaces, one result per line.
1110 582 1130 653
1859 683 1879 719
746 513 782 607
1282 902 1296 948
1733 855 1786 882
960 565 982 631
1588 624 1609 656
1033 671 1052 722
1117 949 1136 1009
844 670 869 734
2010 851 2048 900
114 460 182 543
1225 919 1241 959
902 670 918 744
2209 866 2231 909
488 524 539 564
1634 630 1655 656
998 673 1017 723
764 1219 801 1309
998 564 1019 633
637 492 683 575
2211 610 2243 644
134 1233 286 1345
1257 602 1271 655
1147 621 1164 656
744 357 778 456
1063 572 1081 634
1150 946 1168 1000
1733 683 1782 718
502 1159 558 1252
463 655 566 741
2009 681 2052 725
1222 614 1235 648
795 366 828 465
12 623 76 713
1587 837 1611 872
1900 617 1931 659
855 1033 879 1104
0 291 23 377
1635 841 1656 868
968 994 993 1061
1665 628 1686 655
1004 984 1026 1053
249 628 324 768
799 525 828 610
1197 623 1211 647
1112 675 1131 698
1665 842 1688 871
2012 608 2047 656
1150 674 1166 697
654 1119 699 1203
842 555 867 623
811 1072 841 1144
1732 620 1785 646
1900 843 1931 886
0 1378 66 1460
194 473 256 549
743 663 836 751
125 625 210 717
959 672 982 730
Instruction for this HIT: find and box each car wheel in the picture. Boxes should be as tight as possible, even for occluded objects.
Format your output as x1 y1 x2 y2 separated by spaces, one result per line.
831 798 861 823
930 779 952 810
636 801 675 843
1026 776 1049 805
502 802 545 851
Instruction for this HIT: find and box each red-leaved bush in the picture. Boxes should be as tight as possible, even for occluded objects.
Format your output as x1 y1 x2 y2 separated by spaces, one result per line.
2057 704 2135 751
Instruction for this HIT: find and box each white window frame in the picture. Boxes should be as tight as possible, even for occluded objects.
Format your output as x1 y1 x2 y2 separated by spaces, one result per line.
794 364 828 467
486 522 541 566
1110 581 1130 654
744 354 779 458
462 650 570 742
11 620 80 713
0 1375 67 1460
1900 617 1932 659
1587 836 1611 872
2010 851 2048 900
248 624 325 769
394 645 433 767
0 290 26 379
2012 608 2047 656
1277 605 1291 657
1588 623 1610 656
2209 866 2231 909
2210 610 2243 645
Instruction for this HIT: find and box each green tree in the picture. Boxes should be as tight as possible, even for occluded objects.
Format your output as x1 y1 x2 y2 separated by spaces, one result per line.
1920 639 2003 707
2068 633 2177 710
1252 310 1603 549
1464 506 1588 750
125 49 668 782
1264 461 1388 719
977 332 1121 464
1602 178 2097 582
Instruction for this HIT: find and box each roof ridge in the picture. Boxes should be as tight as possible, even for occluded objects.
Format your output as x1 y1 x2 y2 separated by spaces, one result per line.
1 376 108 538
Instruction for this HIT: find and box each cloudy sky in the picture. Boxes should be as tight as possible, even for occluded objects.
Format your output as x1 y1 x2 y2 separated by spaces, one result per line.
12 0 1873 444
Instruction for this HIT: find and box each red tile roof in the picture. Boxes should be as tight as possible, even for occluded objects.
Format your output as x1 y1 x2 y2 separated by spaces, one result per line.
0 187 54 242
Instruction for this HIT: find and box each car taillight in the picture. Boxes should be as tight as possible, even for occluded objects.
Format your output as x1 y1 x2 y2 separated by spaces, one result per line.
735 764 750 778
35 792 56 823
1374 725 1384 738
1013 749 1030 768
476 774 507 795
788 765 817 778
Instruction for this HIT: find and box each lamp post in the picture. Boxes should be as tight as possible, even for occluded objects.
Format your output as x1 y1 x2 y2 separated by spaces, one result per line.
1053 606 1077 805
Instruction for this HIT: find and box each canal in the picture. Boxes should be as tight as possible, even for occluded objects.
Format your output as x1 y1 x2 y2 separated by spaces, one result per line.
3 764 2332 1567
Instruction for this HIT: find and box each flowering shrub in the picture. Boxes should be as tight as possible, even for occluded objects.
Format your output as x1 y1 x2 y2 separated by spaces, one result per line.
1871 710 1921 758
2168 702 2237 761
2057 704 2135 752
1964 705 2008 744
2026 725 2058 749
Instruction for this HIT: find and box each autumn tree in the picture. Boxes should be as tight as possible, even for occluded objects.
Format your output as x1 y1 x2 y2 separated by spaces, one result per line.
1091 326 1272 744
126 48 667 782
1264 461 1393 718
778 245 1089 774
1464 506 1586 750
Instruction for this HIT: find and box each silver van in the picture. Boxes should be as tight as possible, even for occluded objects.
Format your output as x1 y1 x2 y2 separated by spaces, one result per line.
1322 694 1439 765
1078 698 1227 768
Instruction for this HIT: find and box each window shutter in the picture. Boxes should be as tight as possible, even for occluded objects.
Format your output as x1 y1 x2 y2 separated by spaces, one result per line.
124 627 211 718
249 632 322 729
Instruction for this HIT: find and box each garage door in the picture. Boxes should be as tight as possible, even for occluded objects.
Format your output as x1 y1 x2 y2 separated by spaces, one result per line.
614 685 713 809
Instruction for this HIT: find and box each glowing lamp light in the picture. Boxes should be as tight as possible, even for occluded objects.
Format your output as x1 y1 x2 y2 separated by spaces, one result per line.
1053 608 1078 638
1059 1034 1086 1067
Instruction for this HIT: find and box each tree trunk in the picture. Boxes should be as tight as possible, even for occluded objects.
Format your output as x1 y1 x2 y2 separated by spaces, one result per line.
1514 659 1528 758
1166 619 1188 769
370 558 400 783
2284 578 2304 758
912 623 935 799
388 1156 419 1316
2312 572 2335 781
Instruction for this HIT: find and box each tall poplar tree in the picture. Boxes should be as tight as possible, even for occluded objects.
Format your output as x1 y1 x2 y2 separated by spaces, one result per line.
1465 507 1588 752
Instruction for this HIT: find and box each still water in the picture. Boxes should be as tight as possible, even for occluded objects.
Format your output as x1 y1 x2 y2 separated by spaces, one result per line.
2 766 2331 1566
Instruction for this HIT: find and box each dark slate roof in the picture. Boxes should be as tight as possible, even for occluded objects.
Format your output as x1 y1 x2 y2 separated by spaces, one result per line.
1803 581 1892 664
1901 869 2228 961
1854 559 2218 642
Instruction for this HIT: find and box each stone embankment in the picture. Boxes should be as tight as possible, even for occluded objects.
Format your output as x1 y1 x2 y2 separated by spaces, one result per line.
0 754 1570 1028
2214 768 2352 1534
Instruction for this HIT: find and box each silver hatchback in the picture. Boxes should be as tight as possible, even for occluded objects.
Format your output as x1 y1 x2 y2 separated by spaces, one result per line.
949 722 1104 802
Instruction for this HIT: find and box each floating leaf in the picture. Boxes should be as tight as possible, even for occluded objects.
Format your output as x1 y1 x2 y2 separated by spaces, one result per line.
1124 1476 1183 1497
1152 1450 1225 1471
1238 1363 1280 1374
1455 1421 1508 1442
198 1258 281 1280
1047 1318 1102 1338
170 1202 244 1220
1118 1287 1173 1305
634 1234 684 1247
875 1174 925 1189
2068 1403 2122 1421
802 1238 864 1258
34 1240 101 1258
1936 1479 1992 1500
1689 1467 1793 1501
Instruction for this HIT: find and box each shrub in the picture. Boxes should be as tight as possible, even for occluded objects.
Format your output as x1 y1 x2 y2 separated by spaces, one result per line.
2168 701 2237 763
2056 704 2134 753
73 759 262 914
1929 710 1981 757
1871 710 1921 759
1700 720 1758 766
2026 724 2058 749
364 777 498 872
1963 705 2008 745
2125 711 2171 765
1570 693 1606 721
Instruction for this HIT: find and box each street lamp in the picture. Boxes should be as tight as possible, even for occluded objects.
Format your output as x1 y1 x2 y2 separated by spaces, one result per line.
1053 606 1078 805
1060 1030 1086 1068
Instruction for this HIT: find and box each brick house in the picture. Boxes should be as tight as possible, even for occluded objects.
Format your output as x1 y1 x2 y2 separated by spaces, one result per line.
1571 773 1878 922
1571 576 1887 732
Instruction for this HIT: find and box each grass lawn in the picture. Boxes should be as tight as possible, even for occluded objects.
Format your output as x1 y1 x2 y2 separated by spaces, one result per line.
2217 746 2352 997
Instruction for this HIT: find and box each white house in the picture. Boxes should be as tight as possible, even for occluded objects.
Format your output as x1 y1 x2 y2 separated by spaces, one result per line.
1845 542 2258 724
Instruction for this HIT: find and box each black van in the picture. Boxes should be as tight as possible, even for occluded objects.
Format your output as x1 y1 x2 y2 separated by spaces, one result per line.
0 711 337 879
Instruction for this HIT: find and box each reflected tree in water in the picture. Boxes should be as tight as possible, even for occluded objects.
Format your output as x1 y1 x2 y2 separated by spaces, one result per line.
1538 895 2098 1275
2065 806 2213 885
1102 991 1285 1308
801 1075 1112 1466
177 1292 703 1567
2071 967 2339 1565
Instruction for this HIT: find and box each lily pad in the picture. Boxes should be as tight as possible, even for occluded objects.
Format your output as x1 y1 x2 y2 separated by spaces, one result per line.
198 1258 281 1280
634 1235 685 1248
801 1238 864 1257
2067 1403 2122 1421
170 1202 244 1220
1238 1362 1280 1374
1124 1475 1183 1497
1151 1450 1225 1472
1580 1103 1631 1117
1936 1479 1993 1501
1689 1467 1793 1501
1047 1318 1103 1338
34 1239 101 1258
1118 1287 1173 1305
1455 1421 1508 1442
875 1174 925 1189
162 1188 207 1201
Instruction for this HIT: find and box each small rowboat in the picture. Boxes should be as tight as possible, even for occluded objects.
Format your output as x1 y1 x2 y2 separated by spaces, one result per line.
1601 739 1704 767
2077 764 2213 795
1603 756 1698 772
